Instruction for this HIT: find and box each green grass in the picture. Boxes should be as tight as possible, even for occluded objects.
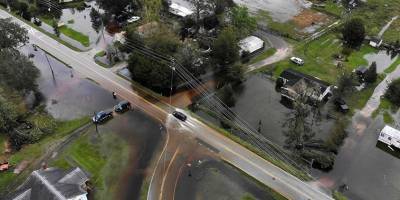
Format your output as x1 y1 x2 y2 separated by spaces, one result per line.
350 0 400 43
0 134 6 154
59 26 90 47
139 179 150 200
96 51 106 57
346 75 385 112
39 16 89 47
256 11 300 40
52 130 130 200
312 1 344 17
241 193 256 200
384 57 400 73
372 98 399 118
0 116 90 193
383 111 394 124
333 191 349 200
248 48 277 65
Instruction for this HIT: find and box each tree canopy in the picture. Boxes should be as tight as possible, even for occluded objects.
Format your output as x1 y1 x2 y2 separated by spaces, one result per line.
342 18 365 48
230 6 257 38
385 78 400 106
211 27 239 66
0 18 28 50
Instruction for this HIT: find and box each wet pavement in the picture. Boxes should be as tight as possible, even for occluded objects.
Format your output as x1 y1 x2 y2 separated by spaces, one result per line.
20 44 164 199
364 50 398 73
175 159 279 200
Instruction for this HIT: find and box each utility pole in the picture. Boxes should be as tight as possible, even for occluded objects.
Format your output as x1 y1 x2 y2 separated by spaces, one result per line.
43 52 56 82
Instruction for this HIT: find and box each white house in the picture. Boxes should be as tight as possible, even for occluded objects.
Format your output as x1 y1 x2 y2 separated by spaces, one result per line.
238 36 265 55
169 2 194 17
378 125 400 149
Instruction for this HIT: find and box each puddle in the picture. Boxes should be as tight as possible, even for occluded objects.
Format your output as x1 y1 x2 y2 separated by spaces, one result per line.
233 0 312 22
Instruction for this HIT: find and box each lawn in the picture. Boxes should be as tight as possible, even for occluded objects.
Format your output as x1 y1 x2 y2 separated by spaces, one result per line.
384 57 400 73
0 116 90 194
52 130 130 200
272 33 376 84
248 48 277 65
0 134 6 154
351 0 400 43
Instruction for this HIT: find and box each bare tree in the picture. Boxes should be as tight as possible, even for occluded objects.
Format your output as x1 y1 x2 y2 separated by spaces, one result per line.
189 0 215 30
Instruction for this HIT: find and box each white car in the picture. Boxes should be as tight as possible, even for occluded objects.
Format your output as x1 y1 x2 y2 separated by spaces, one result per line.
290 57 304 66
127 16 140 23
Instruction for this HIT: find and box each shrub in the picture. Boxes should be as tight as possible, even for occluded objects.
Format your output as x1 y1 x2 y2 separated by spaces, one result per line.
385 79 400 106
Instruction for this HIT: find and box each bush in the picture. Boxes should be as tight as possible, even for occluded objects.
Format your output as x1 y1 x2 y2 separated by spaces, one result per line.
325 119 348 153
364 61 377 83
385 78 400 106
342 18 365 48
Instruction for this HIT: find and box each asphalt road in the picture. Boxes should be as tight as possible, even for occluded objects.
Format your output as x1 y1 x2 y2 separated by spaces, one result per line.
0 10 333 200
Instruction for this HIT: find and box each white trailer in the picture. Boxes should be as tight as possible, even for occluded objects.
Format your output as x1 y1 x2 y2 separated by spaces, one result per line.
378 125 400 149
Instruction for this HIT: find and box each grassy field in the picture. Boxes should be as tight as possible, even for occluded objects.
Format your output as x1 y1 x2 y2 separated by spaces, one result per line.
332 191 349 200
51 129 130 200
272 33 376 84
0 116 90 193
248 48 277 65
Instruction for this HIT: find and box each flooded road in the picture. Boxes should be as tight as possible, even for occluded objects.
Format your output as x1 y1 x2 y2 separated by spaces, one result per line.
364 50 398 73
175 160 279 200
20 45 164 200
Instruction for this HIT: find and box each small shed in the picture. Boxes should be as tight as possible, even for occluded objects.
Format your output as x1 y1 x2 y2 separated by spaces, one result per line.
169 3 194 17
369 38 383 48
378 125 400 149
238 36 265 55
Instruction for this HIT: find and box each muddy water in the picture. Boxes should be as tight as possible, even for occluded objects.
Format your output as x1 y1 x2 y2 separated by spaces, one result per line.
21 45 164 200
21 45 116 120
175 160 277 200
233 0 311 22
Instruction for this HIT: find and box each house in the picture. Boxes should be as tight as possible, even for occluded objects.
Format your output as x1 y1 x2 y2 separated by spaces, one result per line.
369 38 383 48
238 36 265 55
378 125 400 149
278 69 332 103
11 167 89 200
169 2 194 17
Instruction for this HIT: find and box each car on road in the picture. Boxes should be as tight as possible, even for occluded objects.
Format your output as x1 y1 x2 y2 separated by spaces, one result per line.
92 111 113 123
172 111 187 122
290 57 304 66
114 101 131 113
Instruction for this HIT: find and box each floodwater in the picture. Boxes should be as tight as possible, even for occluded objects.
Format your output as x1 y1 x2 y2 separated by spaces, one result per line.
196 74 334 146
20 45 164 200
364 50 399 73
20 45 116 120
175 159 278 200
315 112 400 200
233 0 312 22
37 0 113 50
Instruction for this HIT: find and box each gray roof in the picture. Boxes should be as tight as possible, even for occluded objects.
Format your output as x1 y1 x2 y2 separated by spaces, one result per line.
10 167 89 200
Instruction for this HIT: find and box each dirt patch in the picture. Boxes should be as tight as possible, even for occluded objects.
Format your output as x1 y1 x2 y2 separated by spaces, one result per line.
292 9 329 29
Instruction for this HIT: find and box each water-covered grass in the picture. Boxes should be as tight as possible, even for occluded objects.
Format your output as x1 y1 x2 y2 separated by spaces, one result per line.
384 57 400 73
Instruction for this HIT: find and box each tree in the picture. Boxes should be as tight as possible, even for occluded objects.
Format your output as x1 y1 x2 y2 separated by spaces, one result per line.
127 51 173 94
97 0 135 14
52 20 60 37
217 63 244 87
0 18 28 50
385 78 400 106
176 44 204 77
335 70 356 97
342 18 365 48
211 27 239 66
230 6 257 38
219 84 236 107
0 49 39 92
364 61 377 83
0 96 19 133
189 0 215 30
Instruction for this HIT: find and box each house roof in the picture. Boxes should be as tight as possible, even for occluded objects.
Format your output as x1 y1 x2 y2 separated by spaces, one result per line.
279 69 330 93
238 36 265 54
169 3 194 17
11 167 89 200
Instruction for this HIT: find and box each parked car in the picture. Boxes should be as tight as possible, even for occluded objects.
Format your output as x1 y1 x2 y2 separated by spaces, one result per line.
92 111 113 123
172 111 187 122
127 16 140 23
334 98 349 113
114 101 131 113
290 57 304 66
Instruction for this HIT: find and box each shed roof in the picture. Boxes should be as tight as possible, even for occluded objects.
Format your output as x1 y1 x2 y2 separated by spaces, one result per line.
169 3 194 17
380 125 400 138
238 36 265 54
